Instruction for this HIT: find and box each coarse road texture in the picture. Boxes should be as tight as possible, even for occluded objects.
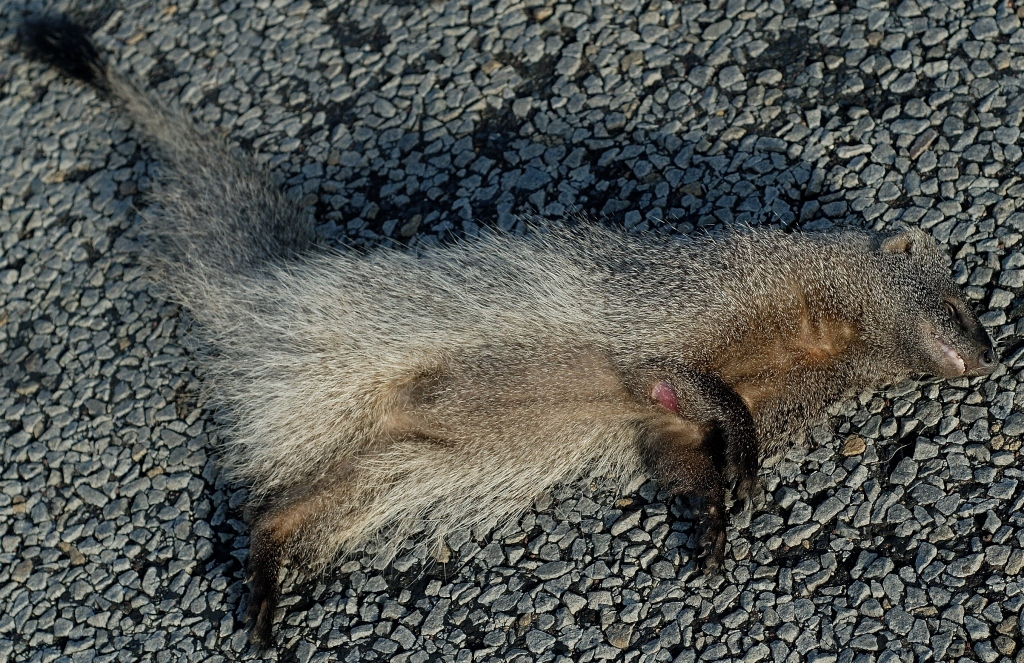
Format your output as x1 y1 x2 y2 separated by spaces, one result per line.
2 0 1024 662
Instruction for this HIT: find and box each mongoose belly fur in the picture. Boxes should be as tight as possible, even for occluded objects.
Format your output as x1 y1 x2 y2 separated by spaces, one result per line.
21 16 998 647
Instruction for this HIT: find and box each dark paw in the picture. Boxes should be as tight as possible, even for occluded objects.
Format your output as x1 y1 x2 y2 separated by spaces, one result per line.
731 480 764 516
696 514 726 574
728 448 759 502
734 473 755 502
246 522 286 648
245 571 278 648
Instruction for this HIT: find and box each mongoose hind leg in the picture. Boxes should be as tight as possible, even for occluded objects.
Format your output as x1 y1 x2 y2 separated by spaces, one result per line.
636 415 728 572
629 361 760 504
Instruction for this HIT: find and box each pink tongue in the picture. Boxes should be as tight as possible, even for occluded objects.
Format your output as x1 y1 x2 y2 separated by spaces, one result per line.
651 380 680 413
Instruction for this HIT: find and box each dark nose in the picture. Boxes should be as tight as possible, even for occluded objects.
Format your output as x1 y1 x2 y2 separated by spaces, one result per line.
979 348 996 367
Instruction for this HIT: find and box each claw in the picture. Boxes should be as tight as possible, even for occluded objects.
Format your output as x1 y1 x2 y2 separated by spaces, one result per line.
695 507 727 574
697 540 725 574
734 474 754 502
726 446 759 503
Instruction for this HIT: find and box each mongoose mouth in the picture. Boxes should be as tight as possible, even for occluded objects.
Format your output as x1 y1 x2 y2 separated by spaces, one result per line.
933 334 965 376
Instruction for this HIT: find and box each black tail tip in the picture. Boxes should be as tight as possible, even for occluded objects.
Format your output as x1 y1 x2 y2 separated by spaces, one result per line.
20 16 108 90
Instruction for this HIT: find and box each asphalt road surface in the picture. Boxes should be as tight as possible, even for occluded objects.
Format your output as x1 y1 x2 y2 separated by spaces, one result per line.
1 0 1023 661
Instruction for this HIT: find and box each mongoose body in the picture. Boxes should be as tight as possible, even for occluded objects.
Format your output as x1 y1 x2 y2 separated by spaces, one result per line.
21 17 998 647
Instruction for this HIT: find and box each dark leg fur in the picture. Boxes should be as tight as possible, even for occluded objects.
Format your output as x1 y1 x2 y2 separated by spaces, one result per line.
246 524 284 648
244 495 321 647
696 375 759 502
629 361 760 501
636 417 728 571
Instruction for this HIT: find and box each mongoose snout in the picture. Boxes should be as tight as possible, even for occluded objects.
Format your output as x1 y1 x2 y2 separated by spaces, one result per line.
940 301 998 376
922 296 997 377
929 329 997 377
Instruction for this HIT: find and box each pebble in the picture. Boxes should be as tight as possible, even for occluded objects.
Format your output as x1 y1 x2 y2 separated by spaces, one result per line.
840 436 866 456
609 510 641 536
889 458 918 486
947 554 985 578
533 561 570 580
516 168 551 191
909 129 938 160
525 629 555 653
10 561 32 583
605 623 633 649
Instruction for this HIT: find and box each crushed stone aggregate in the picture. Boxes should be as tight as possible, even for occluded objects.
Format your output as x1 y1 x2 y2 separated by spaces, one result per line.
2 0 1024 661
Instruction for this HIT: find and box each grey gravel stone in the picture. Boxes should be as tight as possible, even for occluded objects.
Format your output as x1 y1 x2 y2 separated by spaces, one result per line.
947 554 984 578
420 599 450 636
605 622 633 649
812 496 845 524
1002 413 1024 436
609 510 641 536
889 458 918 485
534 561 570 580
516 167 551 191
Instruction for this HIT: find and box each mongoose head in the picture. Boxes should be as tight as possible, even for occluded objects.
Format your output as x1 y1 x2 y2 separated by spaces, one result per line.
874 228 997 379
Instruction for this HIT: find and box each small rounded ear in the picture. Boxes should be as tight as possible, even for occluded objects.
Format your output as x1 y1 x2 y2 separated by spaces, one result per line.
880 228 925 255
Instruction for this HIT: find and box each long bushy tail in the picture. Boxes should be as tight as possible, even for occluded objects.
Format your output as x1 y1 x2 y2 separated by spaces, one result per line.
21 16 314 298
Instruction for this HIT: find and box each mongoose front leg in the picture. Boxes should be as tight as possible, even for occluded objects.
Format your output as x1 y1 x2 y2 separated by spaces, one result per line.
635 416 728 572
629 361 760 502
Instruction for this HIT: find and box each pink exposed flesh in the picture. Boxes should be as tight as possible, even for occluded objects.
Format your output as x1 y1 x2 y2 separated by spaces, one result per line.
651 380 680 413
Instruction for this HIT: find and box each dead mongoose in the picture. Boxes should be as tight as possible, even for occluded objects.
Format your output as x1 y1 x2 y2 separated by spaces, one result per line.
20 16 998 647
